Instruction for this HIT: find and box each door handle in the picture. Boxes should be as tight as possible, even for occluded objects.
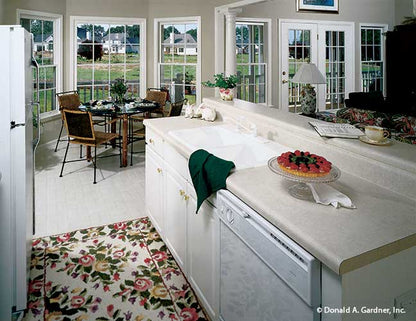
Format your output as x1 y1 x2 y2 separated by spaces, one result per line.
282 79 288 84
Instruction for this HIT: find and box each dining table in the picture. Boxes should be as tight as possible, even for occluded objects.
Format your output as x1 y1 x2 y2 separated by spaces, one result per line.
79 100 159 167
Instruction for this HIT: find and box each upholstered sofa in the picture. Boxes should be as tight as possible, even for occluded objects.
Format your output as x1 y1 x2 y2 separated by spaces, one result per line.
315 92 416 145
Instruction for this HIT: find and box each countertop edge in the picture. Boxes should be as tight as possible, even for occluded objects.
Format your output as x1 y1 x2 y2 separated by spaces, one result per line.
339 234 416 275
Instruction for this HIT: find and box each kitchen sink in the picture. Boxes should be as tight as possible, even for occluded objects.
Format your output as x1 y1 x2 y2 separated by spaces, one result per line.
169 125 288 170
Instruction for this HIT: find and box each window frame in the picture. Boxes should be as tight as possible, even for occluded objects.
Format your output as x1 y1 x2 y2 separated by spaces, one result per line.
69 16 146 99
359 23 388 95
235 17 271 106
154 16 201 105
17 9 63 118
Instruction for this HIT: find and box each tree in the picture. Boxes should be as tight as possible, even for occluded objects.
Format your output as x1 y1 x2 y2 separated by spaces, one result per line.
77 40 103 61
163 26 180 41
26 19 53 37
186 29 197 42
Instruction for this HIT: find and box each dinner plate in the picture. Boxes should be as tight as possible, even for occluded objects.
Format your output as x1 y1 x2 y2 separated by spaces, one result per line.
359 135 392 146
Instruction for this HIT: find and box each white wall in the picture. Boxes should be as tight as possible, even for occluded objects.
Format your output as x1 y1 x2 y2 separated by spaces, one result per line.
395 0 414 24
0 0 5 24
2 0 66 24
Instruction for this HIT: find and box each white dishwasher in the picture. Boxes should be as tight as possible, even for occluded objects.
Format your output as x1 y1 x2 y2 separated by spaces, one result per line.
218 190 321 321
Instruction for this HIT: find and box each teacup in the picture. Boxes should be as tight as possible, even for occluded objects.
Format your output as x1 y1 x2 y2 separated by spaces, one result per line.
364 126 389 142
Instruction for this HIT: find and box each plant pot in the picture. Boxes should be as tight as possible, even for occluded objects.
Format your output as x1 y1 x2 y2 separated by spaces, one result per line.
219 88 234 101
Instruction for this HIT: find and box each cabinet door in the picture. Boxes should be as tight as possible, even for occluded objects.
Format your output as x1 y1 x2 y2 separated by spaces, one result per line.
187 187 219 319
145 146 164 234
164 165 187 270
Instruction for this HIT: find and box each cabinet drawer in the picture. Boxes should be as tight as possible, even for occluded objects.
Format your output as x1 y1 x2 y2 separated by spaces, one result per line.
164 143 191 182
145 127 164 157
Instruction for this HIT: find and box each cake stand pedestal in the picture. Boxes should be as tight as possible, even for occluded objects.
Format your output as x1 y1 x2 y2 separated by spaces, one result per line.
268 157 341 201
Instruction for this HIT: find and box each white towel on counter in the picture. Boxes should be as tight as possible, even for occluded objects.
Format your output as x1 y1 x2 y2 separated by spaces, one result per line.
307 183 356 209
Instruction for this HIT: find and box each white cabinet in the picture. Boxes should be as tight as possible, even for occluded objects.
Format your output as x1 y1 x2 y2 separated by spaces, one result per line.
145 146 164 234
187 183 219 320
145 127 219 320
164 164 187 271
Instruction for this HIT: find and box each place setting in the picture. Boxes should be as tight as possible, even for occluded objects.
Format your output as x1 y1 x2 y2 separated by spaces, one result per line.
359 125 393 146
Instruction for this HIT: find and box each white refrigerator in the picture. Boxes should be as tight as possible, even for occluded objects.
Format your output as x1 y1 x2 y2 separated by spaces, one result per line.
0 25 39 320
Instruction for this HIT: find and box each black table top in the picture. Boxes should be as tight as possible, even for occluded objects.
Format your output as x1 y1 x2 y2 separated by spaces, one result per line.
79 100 159 115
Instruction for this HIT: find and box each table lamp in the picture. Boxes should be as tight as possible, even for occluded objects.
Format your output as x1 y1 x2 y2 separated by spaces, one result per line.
291 63 326 115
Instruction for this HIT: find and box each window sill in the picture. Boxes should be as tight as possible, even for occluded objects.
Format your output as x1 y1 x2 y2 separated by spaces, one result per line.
40 110 61 123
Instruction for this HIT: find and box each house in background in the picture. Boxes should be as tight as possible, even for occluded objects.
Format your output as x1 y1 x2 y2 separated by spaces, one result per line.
103 32 125 54
33 33 53 52
163 32 197 55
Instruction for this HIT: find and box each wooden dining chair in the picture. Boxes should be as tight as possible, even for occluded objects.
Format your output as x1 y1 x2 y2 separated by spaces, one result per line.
55 91 82 152
145 88 169 117
59 109 120 184
128 99 187 166
165 98 188 117
55 91 109 153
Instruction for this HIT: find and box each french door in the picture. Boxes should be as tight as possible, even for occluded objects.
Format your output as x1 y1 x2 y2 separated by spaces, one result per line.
280 21 354 112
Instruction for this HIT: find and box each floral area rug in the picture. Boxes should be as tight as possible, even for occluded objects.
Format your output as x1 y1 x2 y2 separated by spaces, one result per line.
25 217 208 321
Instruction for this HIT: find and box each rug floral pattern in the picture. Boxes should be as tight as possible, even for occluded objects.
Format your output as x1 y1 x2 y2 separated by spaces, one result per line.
25 217 208 321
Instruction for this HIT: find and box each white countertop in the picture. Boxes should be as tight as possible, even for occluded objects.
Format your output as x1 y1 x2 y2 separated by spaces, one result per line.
144 113 416 275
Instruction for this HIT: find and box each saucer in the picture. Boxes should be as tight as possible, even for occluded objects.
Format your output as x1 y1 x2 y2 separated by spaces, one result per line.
359 135 392 146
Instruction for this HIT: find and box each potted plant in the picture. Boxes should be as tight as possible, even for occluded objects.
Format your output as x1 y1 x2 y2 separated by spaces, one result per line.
202 73 238 101
110 78 128 103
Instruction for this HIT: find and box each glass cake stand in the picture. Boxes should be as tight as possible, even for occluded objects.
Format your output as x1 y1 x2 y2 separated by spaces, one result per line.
268 157 341 201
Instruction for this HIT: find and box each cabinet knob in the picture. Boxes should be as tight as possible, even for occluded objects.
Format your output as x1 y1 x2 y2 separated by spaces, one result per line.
149 138 154 144
157 168 162 173
179 189 185 196
184 195 190 201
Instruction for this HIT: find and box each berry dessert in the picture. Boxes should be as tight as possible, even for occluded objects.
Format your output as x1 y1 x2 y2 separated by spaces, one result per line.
277 150 332 177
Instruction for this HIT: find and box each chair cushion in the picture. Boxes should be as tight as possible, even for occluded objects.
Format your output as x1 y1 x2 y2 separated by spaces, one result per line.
71 131 118 146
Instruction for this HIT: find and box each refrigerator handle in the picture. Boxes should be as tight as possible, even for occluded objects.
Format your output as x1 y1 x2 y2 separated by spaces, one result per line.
31 33 40 103
31 34 41 151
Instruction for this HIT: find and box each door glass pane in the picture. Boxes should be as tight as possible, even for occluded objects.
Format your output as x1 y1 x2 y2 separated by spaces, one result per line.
325 31 346 110
288 29 311 113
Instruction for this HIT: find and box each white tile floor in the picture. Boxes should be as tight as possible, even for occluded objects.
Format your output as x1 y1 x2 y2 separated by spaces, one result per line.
34 139 147 237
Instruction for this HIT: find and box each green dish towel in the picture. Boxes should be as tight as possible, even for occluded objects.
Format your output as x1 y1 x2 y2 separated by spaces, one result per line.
189 149 235 213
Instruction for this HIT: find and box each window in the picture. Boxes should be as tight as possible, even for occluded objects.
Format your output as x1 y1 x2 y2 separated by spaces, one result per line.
236 22 267 104
19 10 62 114
156 18 201 105
71 17 145 101
360 25 387 93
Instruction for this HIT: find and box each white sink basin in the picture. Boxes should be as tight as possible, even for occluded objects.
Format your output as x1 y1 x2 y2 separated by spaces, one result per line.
169 125 288 169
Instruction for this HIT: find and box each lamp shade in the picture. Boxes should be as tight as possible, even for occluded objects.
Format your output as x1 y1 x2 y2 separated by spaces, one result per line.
291 63 326 84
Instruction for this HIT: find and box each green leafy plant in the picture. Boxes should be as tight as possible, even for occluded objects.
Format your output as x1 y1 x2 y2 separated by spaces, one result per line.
202 73 238 89
110 78 128 102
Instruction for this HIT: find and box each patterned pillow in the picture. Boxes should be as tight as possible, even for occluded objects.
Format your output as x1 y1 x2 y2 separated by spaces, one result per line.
336 108 387 127
390 114 416 135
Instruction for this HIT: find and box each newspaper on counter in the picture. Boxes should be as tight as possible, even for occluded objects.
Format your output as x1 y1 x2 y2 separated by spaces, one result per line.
309 121 365 138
